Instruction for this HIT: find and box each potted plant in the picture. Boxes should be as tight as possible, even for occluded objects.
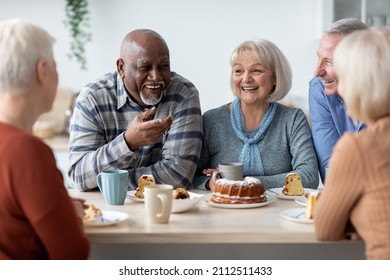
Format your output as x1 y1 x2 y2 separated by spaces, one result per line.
63 0 92 70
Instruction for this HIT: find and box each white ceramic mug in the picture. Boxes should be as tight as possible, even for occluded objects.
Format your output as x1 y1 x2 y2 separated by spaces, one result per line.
211 162 243 184
144 184 173 224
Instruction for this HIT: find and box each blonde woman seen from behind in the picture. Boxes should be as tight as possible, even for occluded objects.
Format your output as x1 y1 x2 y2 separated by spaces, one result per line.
315 27 390 260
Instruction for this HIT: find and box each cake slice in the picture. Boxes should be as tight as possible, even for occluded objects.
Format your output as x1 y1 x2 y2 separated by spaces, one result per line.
135 175 155 198
84 204 102 222
173 187 190 200
305 192 321 219
282 173 304 196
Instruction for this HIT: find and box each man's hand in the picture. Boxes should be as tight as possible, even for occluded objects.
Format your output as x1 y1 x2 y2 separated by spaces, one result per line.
124 107 173 151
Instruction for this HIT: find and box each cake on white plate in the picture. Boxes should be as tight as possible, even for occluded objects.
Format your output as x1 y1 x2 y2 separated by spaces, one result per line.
210 177 266 204
134 175 156 199
84 204 102 222
305 192 321 219
282 173 304 196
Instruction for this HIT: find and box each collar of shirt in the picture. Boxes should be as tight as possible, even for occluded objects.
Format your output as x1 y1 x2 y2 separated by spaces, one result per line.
338 94 366 131
116 74 129 110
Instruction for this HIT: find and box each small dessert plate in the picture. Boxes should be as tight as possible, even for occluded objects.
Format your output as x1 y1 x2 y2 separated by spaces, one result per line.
295 196 307 206
265 187 309 200
126 190 144 203
205 196 275 209
84 211 128 227
280 208 314 224
295 190 321 206
171 192 205 213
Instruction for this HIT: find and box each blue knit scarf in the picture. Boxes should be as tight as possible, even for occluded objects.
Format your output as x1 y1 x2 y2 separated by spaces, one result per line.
230 98 276 176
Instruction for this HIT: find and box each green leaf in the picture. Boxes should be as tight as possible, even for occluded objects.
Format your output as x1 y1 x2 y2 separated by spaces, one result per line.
64 0 92 71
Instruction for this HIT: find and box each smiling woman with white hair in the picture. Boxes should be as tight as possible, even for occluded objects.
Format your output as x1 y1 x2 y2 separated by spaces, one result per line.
0 18 89 259
315 27 390 260
193 39 319 191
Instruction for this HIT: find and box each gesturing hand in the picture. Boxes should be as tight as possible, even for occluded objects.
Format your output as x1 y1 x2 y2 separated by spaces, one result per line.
124 107 173 151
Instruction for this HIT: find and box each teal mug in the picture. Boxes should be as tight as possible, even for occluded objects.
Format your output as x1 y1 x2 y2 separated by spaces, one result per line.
97 170 128 205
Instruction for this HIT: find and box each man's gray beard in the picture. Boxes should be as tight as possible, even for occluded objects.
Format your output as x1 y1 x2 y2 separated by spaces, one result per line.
140 91 164 106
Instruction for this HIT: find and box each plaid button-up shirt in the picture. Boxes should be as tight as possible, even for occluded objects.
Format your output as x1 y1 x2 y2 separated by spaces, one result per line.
68 71 203 191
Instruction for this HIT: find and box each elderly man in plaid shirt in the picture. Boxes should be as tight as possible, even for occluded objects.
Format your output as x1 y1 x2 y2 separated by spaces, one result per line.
69 29 203 191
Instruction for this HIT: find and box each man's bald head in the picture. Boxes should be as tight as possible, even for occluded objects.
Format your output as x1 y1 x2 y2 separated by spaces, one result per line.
120 29 169 59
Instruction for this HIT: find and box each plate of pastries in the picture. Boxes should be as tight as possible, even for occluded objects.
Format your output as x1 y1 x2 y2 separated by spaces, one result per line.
127 175 205 213
83 204 128 227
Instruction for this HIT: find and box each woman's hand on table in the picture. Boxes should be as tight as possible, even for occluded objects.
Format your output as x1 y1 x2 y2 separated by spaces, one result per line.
203 168 218 192
71 197 87 222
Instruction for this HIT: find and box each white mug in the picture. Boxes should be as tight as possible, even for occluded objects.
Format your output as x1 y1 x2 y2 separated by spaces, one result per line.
144 184 173 224
211 162 243 184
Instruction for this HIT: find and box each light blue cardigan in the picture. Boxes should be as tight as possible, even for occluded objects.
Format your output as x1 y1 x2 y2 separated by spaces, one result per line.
191 102 319 190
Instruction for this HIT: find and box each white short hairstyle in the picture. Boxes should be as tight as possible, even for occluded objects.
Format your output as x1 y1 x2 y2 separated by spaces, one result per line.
0 18 55 95
230 39 292 102
326 17 368 35
333 27 390 123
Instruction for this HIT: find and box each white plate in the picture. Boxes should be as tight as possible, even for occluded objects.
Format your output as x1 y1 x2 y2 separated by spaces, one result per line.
205 196 275 209
127 189 206 208
127 190 144 203
84 211 128 227
295 196 307 206
265 187 308 200
171 192 204 213
295 190 321 206
280 208 313 224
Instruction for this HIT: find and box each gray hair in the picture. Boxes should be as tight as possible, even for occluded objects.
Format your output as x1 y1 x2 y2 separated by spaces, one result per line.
230 39 292 102
326 18 368 35
0 18 55 95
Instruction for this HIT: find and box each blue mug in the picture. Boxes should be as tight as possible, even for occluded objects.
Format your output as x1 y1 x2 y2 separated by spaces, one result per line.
97 170 128 205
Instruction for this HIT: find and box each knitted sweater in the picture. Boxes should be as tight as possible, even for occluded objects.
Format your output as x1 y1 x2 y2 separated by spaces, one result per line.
315 117 390 259
192 102 319 190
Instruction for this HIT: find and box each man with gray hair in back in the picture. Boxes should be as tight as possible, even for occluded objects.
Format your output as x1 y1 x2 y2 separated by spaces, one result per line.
309 18 368 184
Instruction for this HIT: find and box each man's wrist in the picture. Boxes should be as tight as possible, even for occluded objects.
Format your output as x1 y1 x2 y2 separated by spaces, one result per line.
123 132 138 151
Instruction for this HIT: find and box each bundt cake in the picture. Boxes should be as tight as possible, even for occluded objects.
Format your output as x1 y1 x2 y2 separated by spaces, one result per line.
210 177 266 204
282 173 304 196
135 174 156 198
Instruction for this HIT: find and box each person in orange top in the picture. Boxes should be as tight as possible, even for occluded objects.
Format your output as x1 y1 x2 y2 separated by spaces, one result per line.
315 27 390 260
0 18 89 259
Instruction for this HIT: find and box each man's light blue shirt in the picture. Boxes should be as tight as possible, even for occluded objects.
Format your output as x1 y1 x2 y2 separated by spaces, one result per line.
309 77 366 183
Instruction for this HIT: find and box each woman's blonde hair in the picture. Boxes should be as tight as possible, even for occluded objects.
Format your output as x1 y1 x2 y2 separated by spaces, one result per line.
230 39 292 102
333 27 390 123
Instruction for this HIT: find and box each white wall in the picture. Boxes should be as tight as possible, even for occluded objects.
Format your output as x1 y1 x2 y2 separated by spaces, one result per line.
0 0 324 113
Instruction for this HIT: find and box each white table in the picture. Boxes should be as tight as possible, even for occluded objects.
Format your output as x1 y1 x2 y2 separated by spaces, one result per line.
69 189 365 260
